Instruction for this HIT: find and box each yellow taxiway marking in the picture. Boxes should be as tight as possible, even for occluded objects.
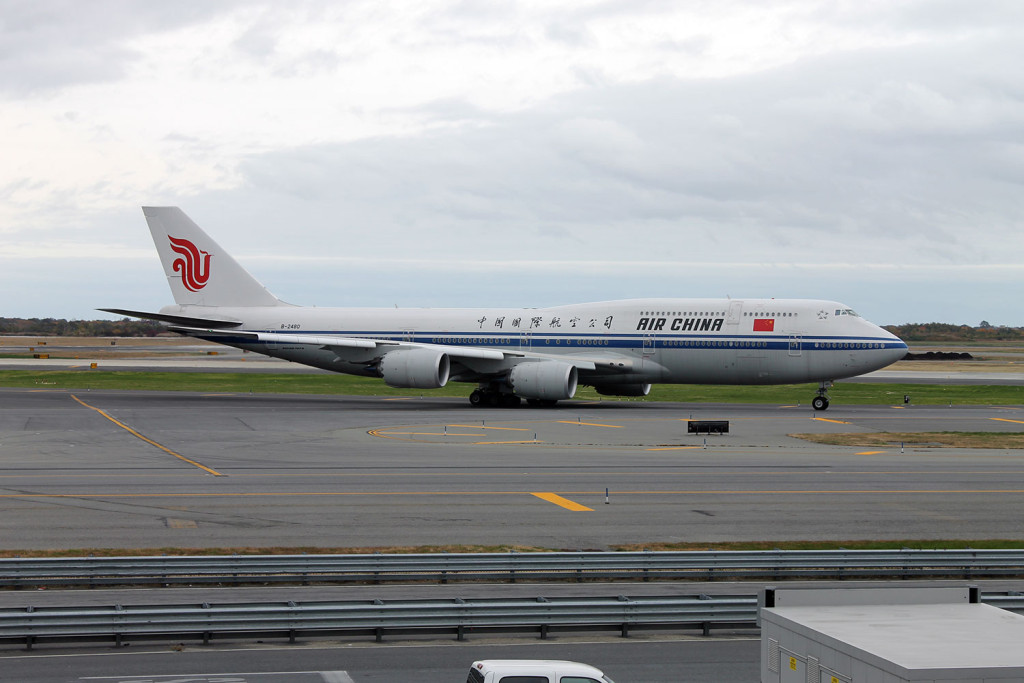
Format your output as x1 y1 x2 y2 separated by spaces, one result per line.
856 451 887 455
382 397 415 401
70 394 225 477
3 488 1024 500
449 424 530 431
376 431 483 437
531 492 594 511
991 418 1024 425
646 446 703 451
813 417 851 425
474 440 542 445
558 421 623 428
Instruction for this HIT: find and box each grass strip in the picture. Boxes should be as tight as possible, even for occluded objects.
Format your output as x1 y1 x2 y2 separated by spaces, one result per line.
6 370 470 397
4 370 1024 405
790 432 1024 449
4 540 1024 558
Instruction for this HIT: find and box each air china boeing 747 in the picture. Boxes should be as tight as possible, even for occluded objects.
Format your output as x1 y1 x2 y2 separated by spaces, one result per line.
104 207 907 410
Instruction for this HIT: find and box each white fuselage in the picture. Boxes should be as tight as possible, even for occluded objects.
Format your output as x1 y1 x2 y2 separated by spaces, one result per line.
165 297 907 387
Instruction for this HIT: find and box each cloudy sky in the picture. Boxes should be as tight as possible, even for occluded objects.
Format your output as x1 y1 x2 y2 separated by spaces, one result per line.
3 1 1024 325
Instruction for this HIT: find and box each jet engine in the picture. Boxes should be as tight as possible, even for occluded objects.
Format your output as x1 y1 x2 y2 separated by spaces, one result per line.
380 349 450 389
592 383 651 397
509 361 578 400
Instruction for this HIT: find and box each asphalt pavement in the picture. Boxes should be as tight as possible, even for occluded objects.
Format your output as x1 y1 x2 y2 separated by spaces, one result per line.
2 389 1024 550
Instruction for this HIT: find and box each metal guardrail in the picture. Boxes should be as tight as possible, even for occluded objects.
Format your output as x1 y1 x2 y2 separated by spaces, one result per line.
3 549 1024 587
3 592 1023 650
0 594 756 649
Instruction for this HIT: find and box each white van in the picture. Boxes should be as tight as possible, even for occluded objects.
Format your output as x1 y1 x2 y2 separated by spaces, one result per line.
466 659 616 683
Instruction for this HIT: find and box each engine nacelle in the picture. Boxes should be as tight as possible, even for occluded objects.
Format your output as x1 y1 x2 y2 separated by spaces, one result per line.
509 361 578 400
380 349 450 389
592 383 651 397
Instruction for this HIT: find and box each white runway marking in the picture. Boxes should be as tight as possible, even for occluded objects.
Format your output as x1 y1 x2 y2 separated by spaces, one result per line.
320 673 356 683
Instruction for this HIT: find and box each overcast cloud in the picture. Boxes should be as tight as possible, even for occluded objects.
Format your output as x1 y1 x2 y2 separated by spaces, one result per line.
3 0 1024 325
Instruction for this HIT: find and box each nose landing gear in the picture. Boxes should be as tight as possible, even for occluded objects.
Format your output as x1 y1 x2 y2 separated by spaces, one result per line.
812 381 832 411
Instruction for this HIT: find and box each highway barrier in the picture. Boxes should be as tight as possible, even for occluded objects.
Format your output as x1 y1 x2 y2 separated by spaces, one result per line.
2 592 1023 649
3 549 1024 588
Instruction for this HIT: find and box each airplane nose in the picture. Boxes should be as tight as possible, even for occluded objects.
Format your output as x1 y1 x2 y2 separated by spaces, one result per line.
881 328 909 364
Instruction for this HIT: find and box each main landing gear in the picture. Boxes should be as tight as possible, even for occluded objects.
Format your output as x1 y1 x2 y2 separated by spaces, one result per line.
469 387 522 408
812 381 832 411
468 383 558 408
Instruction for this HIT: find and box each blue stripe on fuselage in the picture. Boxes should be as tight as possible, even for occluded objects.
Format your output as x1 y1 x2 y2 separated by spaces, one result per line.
227 329 906 353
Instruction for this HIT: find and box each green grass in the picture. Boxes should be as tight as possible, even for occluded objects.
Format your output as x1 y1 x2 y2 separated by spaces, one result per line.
4 369 1023 405
615 539 1024 552
645 382 1024 406
790 431 1024 449
5 370 471 396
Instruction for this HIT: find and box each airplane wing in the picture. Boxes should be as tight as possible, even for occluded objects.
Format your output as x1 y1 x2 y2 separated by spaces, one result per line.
166 326 601 369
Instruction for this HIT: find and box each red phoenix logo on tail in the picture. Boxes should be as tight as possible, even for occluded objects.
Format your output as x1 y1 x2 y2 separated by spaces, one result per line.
168 236 212 292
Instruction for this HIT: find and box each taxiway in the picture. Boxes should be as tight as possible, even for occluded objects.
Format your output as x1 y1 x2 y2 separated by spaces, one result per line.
1 389 1023 550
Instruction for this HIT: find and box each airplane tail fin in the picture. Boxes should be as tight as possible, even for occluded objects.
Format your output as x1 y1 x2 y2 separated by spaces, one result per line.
143 206 286 307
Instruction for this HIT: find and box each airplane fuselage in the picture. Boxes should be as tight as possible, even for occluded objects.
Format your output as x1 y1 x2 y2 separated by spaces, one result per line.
165 297 906 387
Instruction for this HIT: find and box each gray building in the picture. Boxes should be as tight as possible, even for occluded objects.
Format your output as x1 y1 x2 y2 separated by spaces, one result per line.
759 586 1024 683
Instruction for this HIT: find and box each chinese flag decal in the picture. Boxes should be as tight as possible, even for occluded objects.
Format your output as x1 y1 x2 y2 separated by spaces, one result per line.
753 318 775 332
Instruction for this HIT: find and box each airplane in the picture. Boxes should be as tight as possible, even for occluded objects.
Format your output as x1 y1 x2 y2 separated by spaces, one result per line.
103 207 908 410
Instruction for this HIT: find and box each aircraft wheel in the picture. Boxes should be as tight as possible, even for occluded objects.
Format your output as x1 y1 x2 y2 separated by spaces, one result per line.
469 390 485 407
501 394 521 408
812 396 830 411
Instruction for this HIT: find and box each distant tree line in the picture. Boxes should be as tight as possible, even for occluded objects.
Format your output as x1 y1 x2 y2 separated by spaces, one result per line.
883 322 1024 342
0 318 165 337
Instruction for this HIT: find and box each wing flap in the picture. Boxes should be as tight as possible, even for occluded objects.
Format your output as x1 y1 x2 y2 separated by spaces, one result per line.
431 344 505 361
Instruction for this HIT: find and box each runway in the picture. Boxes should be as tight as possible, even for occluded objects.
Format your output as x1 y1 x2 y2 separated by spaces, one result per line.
2 388 1024 550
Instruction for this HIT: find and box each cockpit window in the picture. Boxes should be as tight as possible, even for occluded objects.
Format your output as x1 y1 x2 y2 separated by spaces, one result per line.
834 309 860 317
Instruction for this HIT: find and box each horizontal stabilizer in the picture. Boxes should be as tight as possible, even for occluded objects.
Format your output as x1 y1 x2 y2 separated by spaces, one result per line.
99 308 242 329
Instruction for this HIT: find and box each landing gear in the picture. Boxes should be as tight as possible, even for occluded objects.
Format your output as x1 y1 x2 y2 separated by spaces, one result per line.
812 381 832 411
501 393 522 408
525 398 558 408
469 386 522 408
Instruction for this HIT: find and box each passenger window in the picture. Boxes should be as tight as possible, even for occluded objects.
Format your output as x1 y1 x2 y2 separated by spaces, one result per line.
561 678 601 683
500 677 549 683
